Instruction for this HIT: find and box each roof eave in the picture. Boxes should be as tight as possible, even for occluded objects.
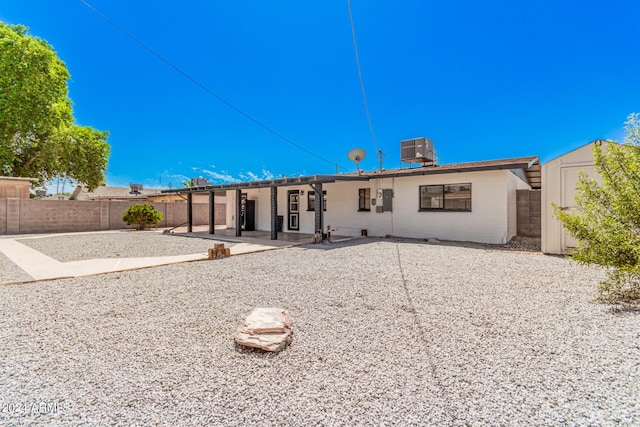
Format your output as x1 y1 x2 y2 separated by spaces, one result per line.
363 158 539 179
160 174 369 194
159 157 540 194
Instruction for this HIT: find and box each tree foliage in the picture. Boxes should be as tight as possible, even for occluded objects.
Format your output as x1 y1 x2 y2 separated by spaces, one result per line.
0 22 109 190
554 113 640 303
122 204 163 230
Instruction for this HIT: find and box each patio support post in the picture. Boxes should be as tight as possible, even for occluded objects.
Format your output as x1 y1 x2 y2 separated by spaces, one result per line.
270 186 278 240
187 192 193 233
313 183 324 239
209 191 215 234
235 189 242 237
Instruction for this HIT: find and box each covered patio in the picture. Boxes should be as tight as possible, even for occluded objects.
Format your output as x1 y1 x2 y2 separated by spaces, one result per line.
166 225 353 247
160 174 368 241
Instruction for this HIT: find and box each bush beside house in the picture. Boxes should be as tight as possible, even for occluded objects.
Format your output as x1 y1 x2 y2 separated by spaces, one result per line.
122 204 163 230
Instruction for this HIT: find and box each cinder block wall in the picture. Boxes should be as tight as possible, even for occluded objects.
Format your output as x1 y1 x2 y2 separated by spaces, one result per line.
6 199 20 235
0 199 226 235
0 199 6 234
516 189 541 238
18 199 102 234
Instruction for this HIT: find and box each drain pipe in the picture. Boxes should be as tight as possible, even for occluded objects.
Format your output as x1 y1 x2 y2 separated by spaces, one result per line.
163 221 189 234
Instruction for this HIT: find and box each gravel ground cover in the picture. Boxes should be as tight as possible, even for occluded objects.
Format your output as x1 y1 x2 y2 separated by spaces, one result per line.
0 250 33 284
0 238 638 426
17 231 222 262
494 235 541 252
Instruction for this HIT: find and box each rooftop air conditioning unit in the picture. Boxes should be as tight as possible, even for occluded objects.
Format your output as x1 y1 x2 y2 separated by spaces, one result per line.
190 178 210 187
129 183 143 195
400 137 435 165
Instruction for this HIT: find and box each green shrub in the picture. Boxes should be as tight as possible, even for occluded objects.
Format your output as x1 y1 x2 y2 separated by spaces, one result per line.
553 113 640 303
122 204 163 230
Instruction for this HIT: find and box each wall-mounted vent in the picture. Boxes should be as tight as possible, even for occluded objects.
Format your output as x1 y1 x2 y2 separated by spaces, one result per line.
401 137 435 165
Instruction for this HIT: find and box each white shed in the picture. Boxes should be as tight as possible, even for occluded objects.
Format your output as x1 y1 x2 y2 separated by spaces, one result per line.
541 140 605 254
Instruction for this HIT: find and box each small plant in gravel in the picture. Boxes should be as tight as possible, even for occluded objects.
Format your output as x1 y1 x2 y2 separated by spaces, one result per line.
554 113 640 304
122 204 163 230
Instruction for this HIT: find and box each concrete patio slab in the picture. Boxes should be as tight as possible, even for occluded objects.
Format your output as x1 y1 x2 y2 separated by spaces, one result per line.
168 224 355 247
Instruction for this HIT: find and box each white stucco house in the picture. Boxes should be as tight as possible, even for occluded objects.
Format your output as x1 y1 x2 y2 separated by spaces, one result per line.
164 154 540 245
225 158 537 244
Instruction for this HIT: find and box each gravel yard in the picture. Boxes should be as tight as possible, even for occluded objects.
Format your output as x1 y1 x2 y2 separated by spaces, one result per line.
1 238 638 426
0 250 32 284
17 231 219 262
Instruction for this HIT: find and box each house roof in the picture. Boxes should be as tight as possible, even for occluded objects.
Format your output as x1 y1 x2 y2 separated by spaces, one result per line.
357 156 539 179
161 155 540 194
360 155 541 189
71 185 159 200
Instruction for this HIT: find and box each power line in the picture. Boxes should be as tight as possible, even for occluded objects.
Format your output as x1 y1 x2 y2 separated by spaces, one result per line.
347 0 379 154
78 0 349 172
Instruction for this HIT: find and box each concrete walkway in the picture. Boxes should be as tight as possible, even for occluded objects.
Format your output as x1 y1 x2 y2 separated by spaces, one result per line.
0 238 208 281
0 230 286 283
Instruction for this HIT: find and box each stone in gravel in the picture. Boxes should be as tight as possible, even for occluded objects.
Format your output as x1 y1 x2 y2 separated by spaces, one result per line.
234 307 293 352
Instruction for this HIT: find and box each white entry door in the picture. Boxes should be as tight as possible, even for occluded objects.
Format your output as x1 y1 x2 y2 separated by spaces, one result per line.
288 190 299 231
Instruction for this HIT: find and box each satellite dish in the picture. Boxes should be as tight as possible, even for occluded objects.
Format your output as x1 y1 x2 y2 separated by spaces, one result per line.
347 148 366 173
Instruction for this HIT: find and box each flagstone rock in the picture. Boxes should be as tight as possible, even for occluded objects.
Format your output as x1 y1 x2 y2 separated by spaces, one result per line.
234 307 293 352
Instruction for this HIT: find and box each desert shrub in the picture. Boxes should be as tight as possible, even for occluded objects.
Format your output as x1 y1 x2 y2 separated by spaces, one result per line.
122 204 163 230
554 113 640 303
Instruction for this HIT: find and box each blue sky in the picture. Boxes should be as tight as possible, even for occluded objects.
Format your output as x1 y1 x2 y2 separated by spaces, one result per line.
2 1 639 189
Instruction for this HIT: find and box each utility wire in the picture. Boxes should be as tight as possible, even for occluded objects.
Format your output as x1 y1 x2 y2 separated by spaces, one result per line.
78 0 349 172
347 0 379 153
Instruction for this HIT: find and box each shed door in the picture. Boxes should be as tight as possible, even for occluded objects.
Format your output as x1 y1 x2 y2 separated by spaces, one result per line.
560 166 595 252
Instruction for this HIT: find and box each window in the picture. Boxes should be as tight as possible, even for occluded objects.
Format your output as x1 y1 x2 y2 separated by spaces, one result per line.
444 184 472 210
358 188 371 211
419 183 471 211
307 191 327 211
420 185 443 209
